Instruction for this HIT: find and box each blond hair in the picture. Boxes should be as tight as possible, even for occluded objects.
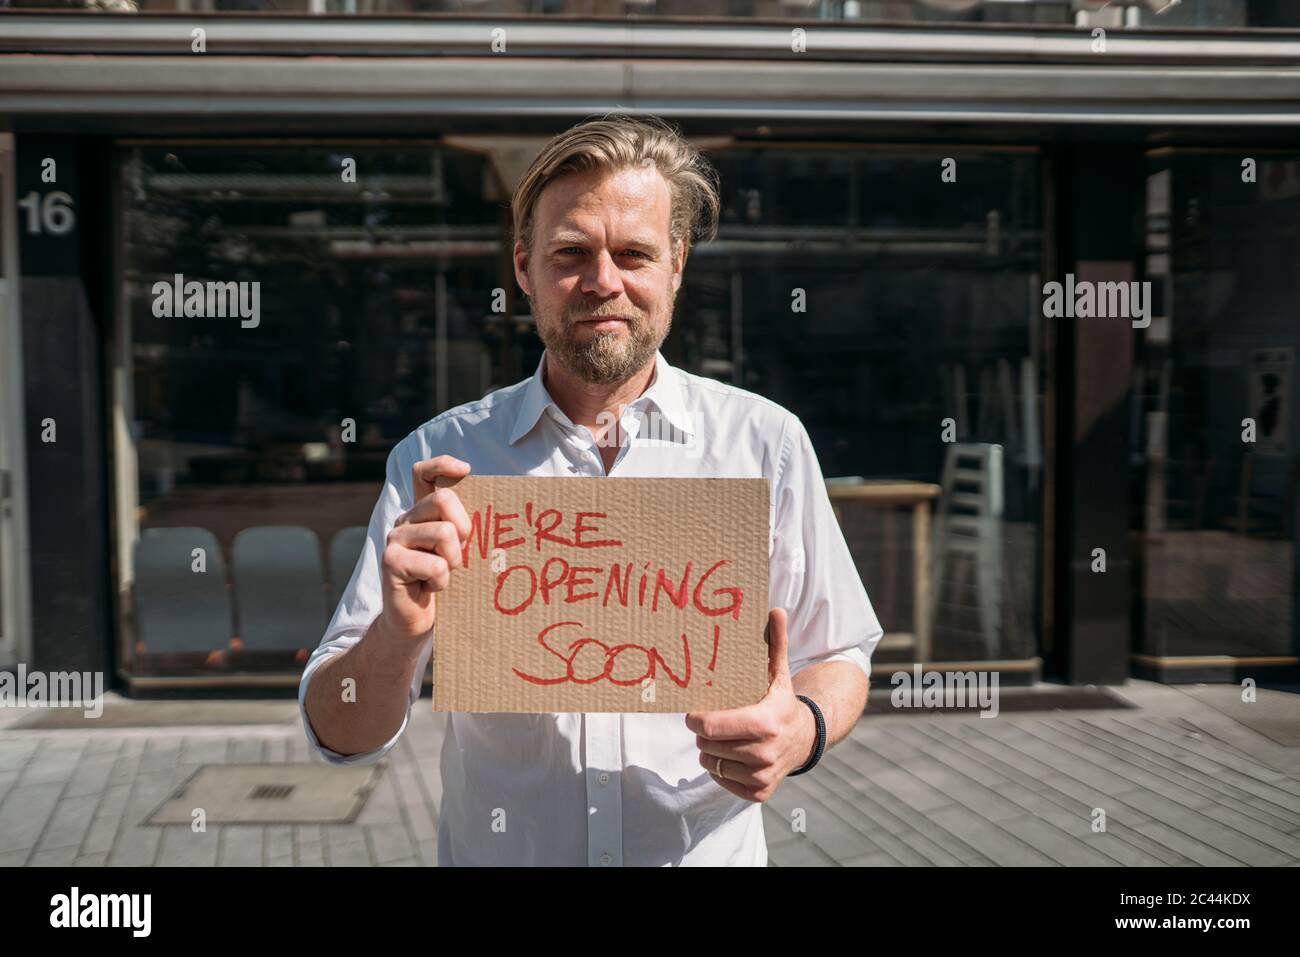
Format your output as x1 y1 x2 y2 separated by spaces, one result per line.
511 113 720 262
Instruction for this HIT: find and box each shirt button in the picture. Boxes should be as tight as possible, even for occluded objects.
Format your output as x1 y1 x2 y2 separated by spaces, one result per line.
599 852 612 866
598 772 610 785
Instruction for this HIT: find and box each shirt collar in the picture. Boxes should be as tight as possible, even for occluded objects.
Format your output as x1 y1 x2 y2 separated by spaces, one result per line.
508 352 558 445
508 349 695 446
638 350 696 439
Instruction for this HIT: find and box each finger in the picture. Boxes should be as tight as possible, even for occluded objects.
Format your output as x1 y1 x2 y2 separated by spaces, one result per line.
382 543 450 590
686 705 772 742
388 521 464 570
433 487 472 541
766 608 790 686
699 752 764 791
396 488 473 541
697 735 770 766
411 455 471 499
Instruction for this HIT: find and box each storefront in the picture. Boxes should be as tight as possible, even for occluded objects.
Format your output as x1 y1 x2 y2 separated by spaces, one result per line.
1132 148 1300 681
1 6 1297 691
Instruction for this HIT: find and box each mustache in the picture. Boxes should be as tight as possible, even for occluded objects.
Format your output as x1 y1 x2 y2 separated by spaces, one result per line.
567 309 643 324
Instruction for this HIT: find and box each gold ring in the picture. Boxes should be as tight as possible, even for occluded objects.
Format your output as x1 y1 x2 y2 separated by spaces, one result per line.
714 755 725 779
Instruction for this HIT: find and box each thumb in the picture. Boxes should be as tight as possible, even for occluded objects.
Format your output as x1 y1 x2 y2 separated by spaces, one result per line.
765 608 790 687
412 456 471 499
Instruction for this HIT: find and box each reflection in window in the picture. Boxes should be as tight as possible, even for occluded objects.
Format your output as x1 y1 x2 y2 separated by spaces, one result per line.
119 144 503 675
669 148 1044 664
116 140 1046 678
1134 153 1300 659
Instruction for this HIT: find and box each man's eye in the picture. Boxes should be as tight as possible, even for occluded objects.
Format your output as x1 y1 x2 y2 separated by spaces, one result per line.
622 250 647 258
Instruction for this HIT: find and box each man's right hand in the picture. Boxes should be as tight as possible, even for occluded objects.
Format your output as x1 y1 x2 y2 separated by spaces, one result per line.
376 455 473 643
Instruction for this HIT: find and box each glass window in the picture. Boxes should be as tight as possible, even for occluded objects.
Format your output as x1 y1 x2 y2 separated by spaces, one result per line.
115 139 1046 678
117 143 503 676
1133 150 1300 661
669 147 1045 664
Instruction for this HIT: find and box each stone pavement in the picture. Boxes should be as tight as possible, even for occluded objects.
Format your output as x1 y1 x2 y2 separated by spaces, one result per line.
0 679 1296 866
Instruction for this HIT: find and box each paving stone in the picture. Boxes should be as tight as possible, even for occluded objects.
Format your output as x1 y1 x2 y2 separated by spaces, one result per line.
0 679 1292 867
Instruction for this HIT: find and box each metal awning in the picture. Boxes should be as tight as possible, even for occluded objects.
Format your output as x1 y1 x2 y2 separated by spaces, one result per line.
4 13 1300 64
2 15 1299 127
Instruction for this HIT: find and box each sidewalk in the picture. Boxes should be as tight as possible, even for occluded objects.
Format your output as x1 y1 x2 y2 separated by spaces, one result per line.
0 680 1296 866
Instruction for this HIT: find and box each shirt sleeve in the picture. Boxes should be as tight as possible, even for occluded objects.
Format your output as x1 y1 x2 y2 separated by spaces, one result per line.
769 417 884 681
298 438 431 766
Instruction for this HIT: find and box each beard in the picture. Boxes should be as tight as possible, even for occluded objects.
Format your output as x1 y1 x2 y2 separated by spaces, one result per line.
534 298 672 385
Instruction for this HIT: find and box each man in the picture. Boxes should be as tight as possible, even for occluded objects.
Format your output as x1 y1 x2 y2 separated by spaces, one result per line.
299 114 883 866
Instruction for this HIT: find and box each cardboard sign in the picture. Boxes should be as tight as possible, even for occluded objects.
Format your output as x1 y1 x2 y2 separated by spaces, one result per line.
432 476 771 713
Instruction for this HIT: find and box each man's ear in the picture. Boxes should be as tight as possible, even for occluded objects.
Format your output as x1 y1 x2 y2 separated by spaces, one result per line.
512 238 531 297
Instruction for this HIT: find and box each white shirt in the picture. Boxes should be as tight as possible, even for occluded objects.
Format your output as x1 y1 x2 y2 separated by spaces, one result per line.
299 350 883 866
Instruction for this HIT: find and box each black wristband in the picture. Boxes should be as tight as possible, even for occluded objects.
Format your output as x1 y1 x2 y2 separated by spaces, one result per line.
788 694 826 776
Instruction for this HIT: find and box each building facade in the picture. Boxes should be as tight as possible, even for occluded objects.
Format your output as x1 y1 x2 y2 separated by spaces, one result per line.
1 0 1298 693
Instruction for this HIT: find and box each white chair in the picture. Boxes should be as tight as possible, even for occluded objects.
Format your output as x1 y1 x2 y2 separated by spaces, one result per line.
231 526 329 654
133 527 233 655
929 443 1004 657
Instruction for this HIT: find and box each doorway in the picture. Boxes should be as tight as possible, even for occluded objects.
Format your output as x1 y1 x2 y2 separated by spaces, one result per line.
0 132 34 668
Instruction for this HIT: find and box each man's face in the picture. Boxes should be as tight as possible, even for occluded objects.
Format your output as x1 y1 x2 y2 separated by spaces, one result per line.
514 163 684 385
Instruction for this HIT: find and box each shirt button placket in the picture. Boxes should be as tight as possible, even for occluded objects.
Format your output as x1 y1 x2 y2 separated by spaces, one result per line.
583 713 623 867
565 429 602 476
612 408 640 471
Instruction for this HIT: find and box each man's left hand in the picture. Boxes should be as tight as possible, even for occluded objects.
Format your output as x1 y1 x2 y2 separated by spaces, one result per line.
685 608 816 803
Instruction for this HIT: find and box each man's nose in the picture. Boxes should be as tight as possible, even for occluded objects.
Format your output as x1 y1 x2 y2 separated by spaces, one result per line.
580 248 623 297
